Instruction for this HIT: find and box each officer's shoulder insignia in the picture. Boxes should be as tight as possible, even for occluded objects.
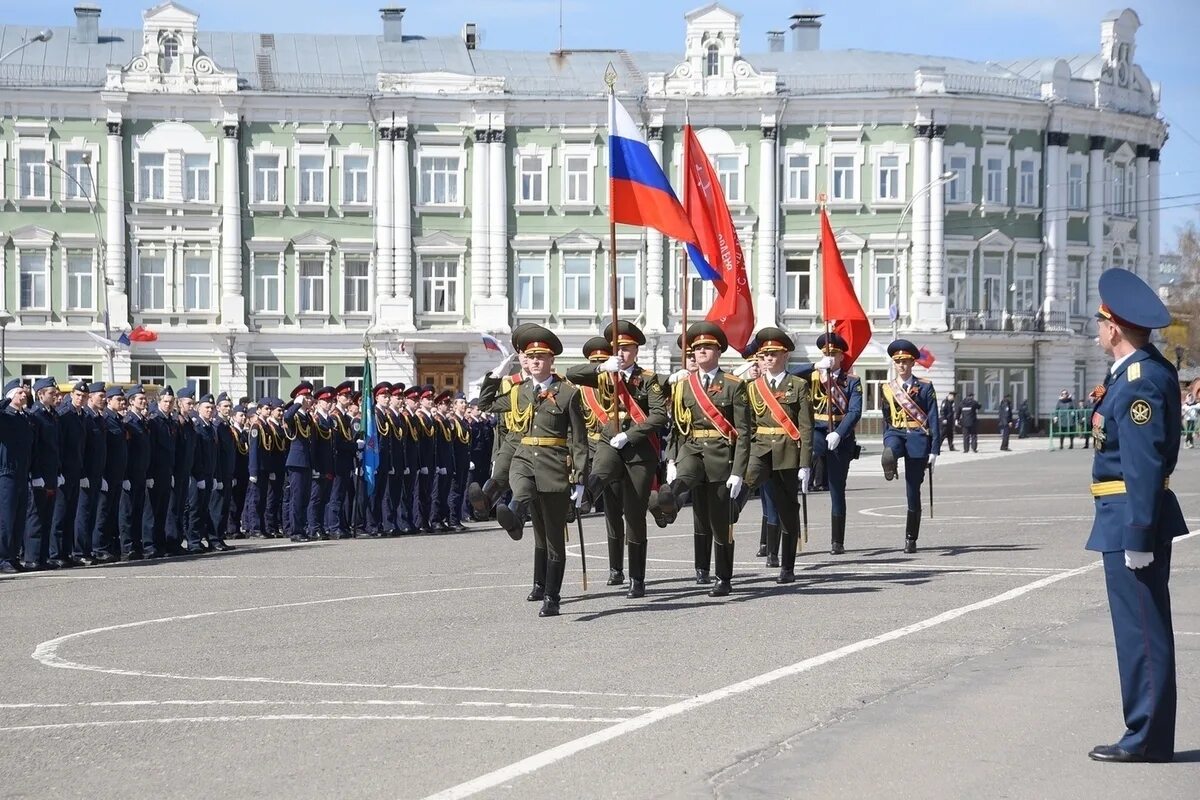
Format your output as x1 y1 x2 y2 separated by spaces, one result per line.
725 373 742 383
1130 398 1152 425
642 369 657 379
852 382 863 393
1127 362 1141 382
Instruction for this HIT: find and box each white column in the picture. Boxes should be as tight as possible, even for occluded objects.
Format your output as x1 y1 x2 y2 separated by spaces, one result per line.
104 118 129 326
1135 145 1151 283
927 126 946 299
1086 136 1106 315
473 122 510 331
910 124 931 298
1043 131 1068 321
487 126 509 323
470 128 489 307
220 121 245 329
644 126 666 333
756 122 778 328
374 125 394 301
381 124 415 330
1148 147 1161 294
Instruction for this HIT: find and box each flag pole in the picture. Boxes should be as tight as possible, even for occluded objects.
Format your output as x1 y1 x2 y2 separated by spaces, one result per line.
819 194 832 347
680 104 690 360
604 64 621 436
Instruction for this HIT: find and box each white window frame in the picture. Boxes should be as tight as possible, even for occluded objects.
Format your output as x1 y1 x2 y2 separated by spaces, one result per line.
185 365 212 398
826 141 863 205
956 367 979 402
871 253 897 315
249 146 286 207
64 249 97 312
295 147 329 207
416 147 465 207
1067 257 1086 317
252 365 280 400
342 254 372 316
181 247 214 312
1015 148 1040 208
705 44 720 77
1008 369 1029 408
981 252 1007 312
66 364 95 383
16 248 50 311
138 363 166 386
515 145 550 207
982 368 1004 412
298 365 325 386
981 144 1010 209
781 254 815 313
338 147 373 207
1012 254 1039 313
944 145 975 207
782 144 816 205
560 144 596 207
416 254 463 315
183 152 213 203
559 249 597 315
515 252 550 313
136 151 167 202
871 143 909 206
602 251 641 314
135 244 169 313
250 250 284 315
714 154 743 205
15 143 51 201
295 253 330 316
1067 155 1088 211
946 252 973 312
59 143 100 202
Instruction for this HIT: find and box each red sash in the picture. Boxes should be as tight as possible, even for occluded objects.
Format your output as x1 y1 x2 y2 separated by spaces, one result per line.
886 378 929 427
686 373 737 441
753 376 802 441
612 373 648 425
581 387 610 426
824 373 848 414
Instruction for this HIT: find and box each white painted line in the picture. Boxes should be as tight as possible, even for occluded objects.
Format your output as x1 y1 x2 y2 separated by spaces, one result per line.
0 713 629 734
0 698 660 712
423 529 1200 800
31 585 686 701
1176 631 1200 636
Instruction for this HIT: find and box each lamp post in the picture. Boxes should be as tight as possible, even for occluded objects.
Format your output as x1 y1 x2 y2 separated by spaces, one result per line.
0 29 53 64
890 171 958 343
0 312 14 382
48 154 115 383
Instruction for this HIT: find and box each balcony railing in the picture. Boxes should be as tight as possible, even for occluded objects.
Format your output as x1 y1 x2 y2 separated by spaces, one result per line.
946 308 1075 334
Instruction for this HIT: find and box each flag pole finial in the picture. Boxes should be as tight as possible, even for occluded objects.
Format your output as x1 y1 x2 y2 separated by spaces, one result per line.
603 63 617 93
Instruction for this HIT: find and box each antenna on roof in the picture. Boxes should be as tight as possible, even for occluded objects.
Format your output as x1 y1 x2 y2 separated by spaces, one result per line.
558 0 564 54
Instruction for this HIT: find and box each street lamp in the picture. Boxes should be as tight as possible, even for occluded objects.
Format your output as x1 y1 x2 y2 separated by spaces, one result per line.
48 154 115 383
890 170 958 343
0 29 53 64
0 311 14 382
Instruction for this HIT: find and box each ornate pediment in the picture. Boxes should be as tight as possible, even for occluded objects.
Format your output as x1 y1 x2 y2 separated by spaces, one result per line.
647 3 776 97
378 72 505 95
291 231 334 251
105 1 238 94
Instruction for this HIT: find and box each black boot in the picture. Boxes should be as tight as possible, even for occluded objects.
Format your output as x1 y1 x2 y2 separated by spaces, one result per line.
527 547 547 601
468 479 502 521
606 536 625 586
626 542 646 598
904 510 921 554
650 480 681 528
694 532 712 583
539 558 565 617
756 518 768 557
882 448 898 481
709 541 733 597
777 527 797 583
830 515 846 555
765 523 781 568
496 498 528 541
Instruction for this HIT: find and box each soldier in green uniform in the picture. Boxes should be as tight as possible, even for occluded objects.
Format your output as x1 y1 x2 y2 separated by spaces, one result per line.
567 320 669 599
651 322 751 597
488 326 588 618
577 335 629 586
469 324 536 520
742 327 813 583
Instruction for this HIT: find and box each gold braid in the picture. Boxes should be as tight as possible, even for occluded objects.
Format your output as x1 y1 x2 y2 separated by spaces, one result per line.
507 384 533 434
747 381 769 418
232 427 248 455
672 380 693 437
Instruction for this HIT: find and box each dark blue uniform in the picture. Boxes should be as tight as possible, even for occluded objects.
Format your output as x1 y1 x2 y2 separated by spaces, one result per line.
24 400 62 567
143 405 178 554
386 406 407 535
328 410 356 537
398 406 421 534
96 408 128 559
211 415 237 542
795 362 863 519
307 410 335 538
169 409 197 551
228 420 249 538
264 418 286 535
0 401 35 569
75 402 107 560
121 409 152 557
283 402 314 539
413 410 437 531
881 340 940 554
366 400 392 535
447 413 471 529
188 417 217 548
51 397 87 564
243 416 269 536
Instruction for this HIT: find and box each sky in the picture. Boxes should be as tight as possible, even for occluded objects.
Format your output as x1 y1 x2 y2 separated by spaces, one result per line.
3 0 1198 248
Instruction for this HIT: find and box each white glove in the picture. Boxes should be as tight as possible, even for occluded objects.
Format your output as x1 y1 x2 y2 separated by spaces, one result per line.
571 484 585 508
32 477 45 488
598 355 621 373
609 432 629 450
667 368 690 386
171 477 176 488
357 441 365 451
232 479 238 487
268 473 276 481
488 351 518 379
927 453 938 468
1125 550 1154 569
197 480 206 490
312 471 320 479
249 475 258 484
437 467 448 475
404 468 411 476
825 431 841 451
725 474 744 500
469 461 475 470
146 478 155 489
388 467 396 475
215 481 224 491
101 479 109 493
420 467 429 475
733 361 757 378
666 460 678 484
799 467 812 493
121 480 131 491
57 475 65 487
815 355 834 371
80 477 90 489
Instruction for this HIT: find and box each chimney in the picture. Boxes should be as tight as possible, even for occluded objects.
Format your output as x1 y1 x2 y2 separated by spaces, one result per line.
74 3 100 45
789 11 823 52
380 7 405 43
462 22 477 51
766 31 785 53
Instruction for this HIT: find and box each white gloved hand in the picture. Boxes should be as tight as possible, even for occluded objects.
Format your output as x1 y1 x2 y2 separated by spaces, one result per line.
268 473 276 481
388 467 396 475
609 432 629 450
249 475 258 484
215 481 224 491
404 468 411 476
171 476 176 488
725 474 744 500
101 479 109 493
825 431 841 451
598 355 621 374
799 467 812 493
57 475 65 487
927 453 938 468
815 355 835 371
146 478 155 489
232 479 238 487
80 477 90 489
438 467 448 476
666 460 678 484
571 484 585 508
488 351 518 379
469 461 475 470
1125 550 1154 569
32 477 45 488
668 368 690 386
312 471 320 479
196 480 207 490
121 480 131 491
357 440 365 451
733 360 756 378
420 467 429 475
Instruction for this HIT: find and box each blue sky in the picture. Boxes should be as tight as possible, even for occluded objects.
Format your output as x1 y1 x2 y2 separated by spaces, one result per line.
5 0 1198 247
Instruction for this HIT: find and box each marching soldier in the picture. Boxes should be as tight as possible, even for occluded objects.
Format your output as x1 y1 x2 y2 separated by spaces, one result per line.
881 339 941 554
74 382 108 565
742 327 813 583
652 322 751 596
567 320 668 599
577 335 628 585
24 377 62 570
283 383 315 542
143 387 178 556
489 325 588 617
121 385 152 560
51 381 88 568
0 380 34 574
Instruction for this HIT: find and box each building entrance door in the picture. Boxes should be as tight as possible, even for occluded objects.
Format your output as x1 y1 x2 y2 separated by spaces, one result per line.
415 354 464 394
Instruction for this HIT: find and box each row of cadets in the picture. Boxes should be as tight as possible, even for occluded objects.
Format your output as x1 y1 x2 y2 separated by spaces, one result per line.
211 393 248 545
382 384 410 536
578 335 629 586
465 399 494 510
0 380 37 571
243 397 288 538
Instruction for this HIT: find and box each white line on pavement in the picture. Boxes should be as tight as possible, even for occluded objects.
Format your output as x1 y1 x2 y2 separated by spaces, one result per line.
0 713 630 734
0 699 660 713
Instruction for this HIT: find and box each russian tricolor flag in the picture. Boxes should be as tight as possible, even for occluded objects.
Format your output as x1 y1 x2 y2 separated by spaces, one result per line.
608 96 708 273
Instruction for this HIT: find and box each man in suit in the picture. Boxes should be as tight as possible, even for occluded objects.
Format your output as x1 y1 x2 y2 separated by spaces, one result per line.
143 386 178 557
23 377 62 570
120 385 152 560
1085 268 1187 764
51 381 88 568
881 339 941 553
74 382 108 565
0 379 35 574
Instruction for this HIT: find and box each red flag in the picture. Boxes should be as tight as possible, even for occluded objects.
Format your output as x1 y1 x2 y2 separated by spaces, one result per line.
129 324 158 343
820 209 871 370
682 125 755 352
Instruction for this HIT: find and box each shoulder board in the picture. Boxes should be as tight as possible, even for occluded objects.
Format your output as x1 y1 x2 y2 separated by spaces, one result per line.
724 374 742 383
1127 362 1141 382
642 369 656 378
510 374 525 385
845 370 859 379
917 377 932 384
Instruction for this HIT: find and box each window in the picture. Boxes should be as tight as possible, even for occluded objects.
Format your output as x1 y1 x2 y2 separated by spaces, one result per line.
344 365 365 392
183 251 212 311
1068 162 1085 210
956 367 978 402
784 153 813 203
252 365 280 400
946 154 970 204
705 44 720 77
18 250 49 309
160 36 179 72
1012 256 1037 313
872 255 896 314
981 255 1005 312
185 365 211 398
782 257 813 312
984 156 1005 205
419 256 459 314
342 155 370 205
138 251 167 311
343 257 370 314
603 253 639 313
65 250 95 311
64 151 95 200
831 154 856 201
20 364 47 382
1111 162 1126 215
982 369 1003 411
18 149 48 200
1008 369 1029 407
67 364 94 382
946 254 971 311
251 254 282 314
299 366 325 386
298 257 326 314
418 154 461 205
184 154 211 203
1017 159 1037 207
561 254 593 312
877 154 900 201
518 154 545 205
138 364 166 386
515 254 548 312
1124 163 1136 216
716 155 741 203
252 153 282 204
1067 258 1086 316
138 153 166 201
298 154 326 205
862 369 888 413
563 154 592 204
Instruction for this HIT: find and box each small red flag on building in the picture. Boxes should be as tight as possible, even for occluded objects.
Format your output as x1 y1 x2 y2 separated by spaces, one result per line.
129 324 158 343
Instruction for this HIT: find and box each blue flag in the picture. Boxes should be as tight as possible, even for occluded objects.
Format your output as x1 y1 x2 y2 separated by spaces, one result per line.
361 358 379 498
